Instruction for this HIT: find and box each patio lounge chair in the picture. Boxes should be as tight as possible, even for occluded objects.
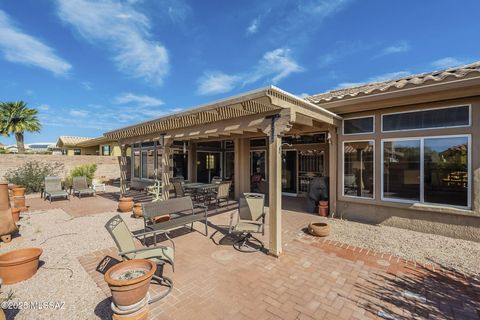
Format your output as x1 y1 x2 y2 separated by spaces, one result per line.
229 193 266 252
72 176 96 198
211 176 222 184
105 214 174 302
44 176 69 203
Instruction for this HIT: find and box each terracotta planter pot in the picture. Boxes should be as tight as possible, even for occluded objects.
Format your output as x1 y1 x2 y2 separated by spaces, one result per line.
11 208 21 223
0 182 9 210
0 247 43 284
318 200 329 217
132 204 143 218
118 197 134 213
308 222 330 237
13 196 26 208
104 259 156 307
12 187 26 197
0 308 5 320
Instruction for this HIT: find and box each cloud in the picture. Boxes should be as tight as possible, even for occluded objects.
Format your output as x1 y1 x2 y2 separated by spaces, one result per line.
0 10 72 76
317 41 371 68
56 0 169 85
81 81 92 90
377 41 410 57
114 93 164 107
197 48 302 95
69 109 89 117
247 18 259 34
336 71 411 89
37 104 50 111
431 57 465 69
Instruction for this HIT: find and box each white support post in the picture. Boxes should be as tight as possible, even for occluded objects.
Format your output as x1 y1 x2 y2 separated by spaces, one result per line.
119 142 127 196
268 132 282 257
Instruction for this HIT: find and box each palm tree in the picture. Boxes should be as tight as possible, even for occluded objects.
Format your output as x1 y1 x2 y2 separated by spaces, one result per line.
0 101 41 154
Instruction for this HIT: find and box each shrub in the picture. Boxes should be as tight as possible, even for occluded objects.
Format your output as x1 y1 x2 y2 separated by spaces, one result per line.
4 160 64 194
66 163 97 186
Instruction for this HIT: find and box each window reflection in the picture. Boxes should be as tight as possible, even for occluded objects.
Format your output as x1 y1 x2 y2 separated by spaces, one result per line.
343 141 374 198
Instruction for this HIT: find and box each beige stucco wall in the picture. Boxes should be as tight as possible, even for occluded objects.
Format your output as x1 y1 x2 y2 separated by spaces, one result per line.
0 154 122 181
334 95 480 242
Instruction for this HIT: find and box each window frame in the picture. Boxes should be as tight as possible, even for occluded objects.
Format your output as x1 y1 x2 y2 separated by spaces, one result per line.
381 134 471 209
381 104 471 133
342 116 375 135
342 139 375 200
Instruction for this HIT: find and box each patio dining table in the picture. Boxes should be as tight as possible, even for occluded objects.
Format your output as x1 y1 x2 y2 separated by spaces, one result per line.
183 182 219 205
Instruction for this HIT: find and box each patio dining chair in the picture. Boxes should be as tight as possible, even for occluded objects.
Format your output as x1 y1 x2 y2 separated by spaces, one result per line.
72 176 96 199
229 193 266 252
211 176 222 184
208 181 231 208
105 214 174 302
44 176 69 203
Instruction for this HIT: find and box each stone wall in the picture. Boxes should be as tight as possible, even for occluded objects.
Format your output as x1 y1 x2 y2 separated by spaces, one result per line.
0 154 121 180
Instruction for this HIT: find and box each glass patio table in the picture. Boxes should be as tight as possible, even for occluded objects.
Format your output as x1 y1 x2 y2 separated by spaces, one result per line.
183 183 219 205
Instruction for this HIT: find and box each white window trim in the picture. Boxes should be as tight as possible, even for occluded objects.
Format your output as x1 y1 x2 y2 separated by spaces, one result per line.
342 140 375 200
343 116 375 135
381 134 471 209
381 104 471 133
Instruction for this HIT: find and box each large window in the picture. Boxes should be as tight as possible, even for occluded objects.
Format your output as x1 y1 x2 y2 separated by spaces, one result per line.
382 135 470 207
382 105 470 132
343 141 374 198
141 149 155 179
133 150 140 178
343 117 374 135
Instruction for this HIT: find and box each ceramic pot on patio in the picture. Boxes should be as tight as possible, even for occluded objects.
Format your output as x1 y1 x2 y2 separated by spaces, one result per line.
11 208 20 223
118 197 134 212
13 196 27 212
12 187 26 197
308 222 330 237
318 201 329 217
0 247 43 284
104 259 156 309
132 204 143 218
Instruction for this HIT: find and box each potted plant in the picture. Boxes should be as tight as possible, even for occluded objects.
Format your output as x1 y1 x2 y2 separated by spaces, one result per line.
104 259 156 308
11 187 26 197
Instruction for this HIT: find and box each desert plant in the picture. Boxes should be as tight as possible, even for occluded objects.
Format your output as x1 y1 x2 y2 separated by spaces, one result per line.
0 101 41 154
3 160 64 194
66 163 97 186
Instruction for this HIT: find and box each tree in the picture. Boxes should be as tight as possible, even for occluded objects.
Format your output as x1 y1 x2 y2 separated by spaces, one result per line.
0 101 41 154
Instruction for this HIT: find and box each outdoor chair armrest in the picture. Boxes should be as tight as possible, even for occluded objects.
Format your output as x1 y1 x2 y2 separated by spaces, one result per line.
193 203 208 216
118 244 170 257
134 229 175 250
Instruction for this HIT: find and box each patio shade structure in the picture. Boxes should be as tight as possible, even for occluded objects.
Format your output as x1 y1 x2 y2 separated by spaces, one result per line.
104 86 341 256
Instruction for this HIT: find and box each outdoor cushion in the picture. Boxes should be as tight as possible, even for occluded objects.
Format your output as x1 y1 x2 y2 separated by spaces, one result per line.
77 188 95 194
236 220 263 233
46 190 68 197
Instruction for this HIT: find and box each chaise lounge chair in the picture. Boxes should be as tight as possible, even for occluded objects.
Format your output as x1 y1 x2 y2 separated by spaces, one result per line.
44 176 69 203
72 176 96 199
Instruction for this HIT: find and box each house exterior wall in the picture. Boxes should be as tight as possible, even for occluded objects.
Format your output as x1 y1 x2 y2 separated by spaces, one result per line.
334 95 480 241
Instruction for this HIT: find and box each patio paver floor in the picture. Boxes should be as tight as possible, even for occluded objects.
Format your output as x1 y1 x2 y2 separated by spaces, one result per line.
79 206 480 320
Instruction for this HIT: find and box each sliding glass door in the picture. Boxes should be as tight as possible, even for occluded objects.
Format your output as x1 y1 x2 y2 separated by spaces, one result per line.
197 151 222 183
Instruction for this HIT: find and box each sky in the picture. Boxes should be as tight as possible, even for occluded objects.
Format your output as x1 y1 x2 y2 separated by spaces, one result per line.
0 0 479 144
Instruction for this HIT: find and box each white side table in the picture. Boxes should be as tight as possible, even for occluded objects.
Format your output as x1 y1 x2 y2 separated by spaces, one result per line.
93 183 106 192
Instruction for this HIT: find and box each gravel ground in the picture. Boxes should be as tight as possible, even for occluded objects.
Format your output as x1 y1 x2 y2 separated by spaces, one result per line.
0 209 143 320
314 216 480 277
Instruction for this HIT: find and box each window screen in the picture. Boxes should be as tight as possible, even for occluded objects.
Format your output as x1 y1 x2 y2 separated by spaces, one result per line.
344 117 374 134
382 106 469 132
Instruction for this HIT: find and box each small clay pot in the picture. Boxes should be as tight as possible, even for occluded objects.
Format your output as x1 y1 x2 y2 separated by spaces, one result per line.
104 259 156 307
13 196 26 208
11 208 21 223
0 247 43 284
308 222 330 237
12 187 26 197
318 200 329 217
132 204 143 218
118 197 134 212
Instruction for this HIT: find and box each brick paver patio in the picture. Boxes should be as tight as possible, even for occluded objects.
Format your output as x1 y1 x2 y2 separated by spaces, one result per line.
79 200 480 320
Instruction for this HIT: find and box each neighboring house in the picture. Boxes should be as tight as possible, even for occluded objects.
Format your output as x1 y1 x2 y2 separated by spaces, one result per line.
55 136 122 156
103 61 480 254
26 142 56 153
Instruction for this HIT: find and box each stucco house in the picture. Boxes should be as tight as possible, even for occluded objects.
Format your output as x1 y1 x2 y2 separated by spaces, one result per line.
103 61 480 256
56 136 122 156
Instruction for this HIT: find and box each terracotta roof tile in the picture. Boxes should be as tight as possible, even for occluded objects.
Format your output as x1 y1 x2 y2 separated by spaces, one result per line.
305 61 480 104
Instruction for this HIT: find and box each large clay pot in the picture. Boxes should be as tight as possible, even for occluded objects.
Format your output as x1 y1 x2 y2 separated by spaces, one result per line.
0 182 9 210
132 204 143 218
11 208 21 223
112 304 149 320
308 222 330 237
13 196 27 212
118 197 134 213
12 187 26 197
0 247 43 284
104 259 156 307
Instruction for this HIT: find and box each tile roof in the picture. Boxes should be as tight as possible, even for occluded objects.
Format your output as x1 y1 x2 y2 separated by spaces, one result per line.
305 61 480 104
57 136 93 147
